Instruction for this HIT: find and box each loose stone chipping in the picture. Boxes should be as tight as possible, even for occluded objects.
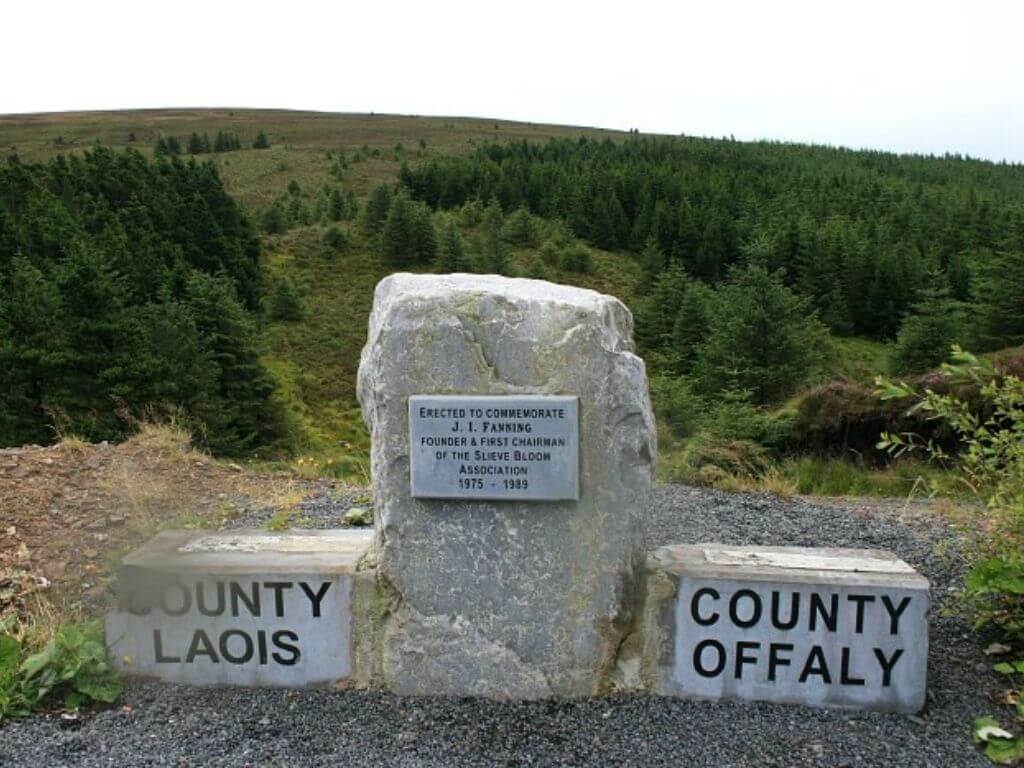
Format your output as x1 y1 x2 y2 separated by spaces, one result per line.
357 273 657 698
15 489 971 766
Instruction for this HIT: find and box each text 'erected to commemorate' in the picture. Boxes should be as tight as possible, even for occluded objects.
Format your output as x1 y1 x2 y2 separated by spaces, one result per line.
408 394 579 501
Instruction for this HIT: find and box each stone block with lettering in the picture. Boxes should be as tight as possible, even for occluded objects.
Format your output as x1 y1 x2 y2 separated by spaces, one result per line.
357 273 656 698
105 529 374 687
640 544 929 713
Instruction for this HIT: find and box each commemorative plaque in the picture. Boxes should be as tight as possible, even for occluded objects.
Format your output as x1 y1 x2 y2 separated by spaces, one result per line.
408 394 579 501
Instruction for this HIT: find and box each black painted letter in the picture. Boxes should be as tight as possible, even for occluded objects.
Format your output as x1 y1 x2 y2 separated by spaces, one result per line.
153 630 180 663
881 595 912 635
220 629 255 664
798 646 831 684
265 581 294 618
768 643 793 681
734 641 761 679
692 639 726 678
840 647 865 686
770 591 800 630
691 588 720 626
272 630 301 666
809 593 838 632
729 589 763 628
299 581 332 618
873 648 904 686
847 594 875 634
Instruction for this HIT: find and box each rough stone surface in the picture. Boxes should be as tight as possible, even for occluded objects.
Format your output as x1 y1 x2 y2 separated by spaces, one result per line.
643 543 929 713
106 529 373 687
357 273 656 698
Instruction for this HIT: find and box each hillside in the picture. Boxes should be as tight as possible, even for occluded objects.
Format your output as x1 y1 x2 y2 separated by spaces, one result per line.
0 110 650 477
0 109 625 208
2 108 1023 487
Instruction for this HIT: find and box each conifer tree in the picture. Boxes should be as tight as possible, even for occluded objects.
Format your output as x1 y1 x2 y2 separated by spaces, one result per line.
361 183 392 235
322 225 347 253
971 247 1024 350
212 131 240 152
261 201 289 234
53 240 134 437
560 243 593 273
411 204 437 264
526 256 549 281
640 236 666 282
946 250 972 302
867 250 907 339
253 130 271 150
328 188 345 222
538 239 561 268
344 189 358 220
670 281 713 374
286 195 311 227
694 263 827 404
381 192 416 267
634 263 691 352
591 189 628 249
127 302 218 432
502 208 538 246
184 273 286 456
268 276 304 322
0 148 281 452
890 271 964 373
480 199 507 273
435 219 469 272
0 210 16 273
0 260 66 444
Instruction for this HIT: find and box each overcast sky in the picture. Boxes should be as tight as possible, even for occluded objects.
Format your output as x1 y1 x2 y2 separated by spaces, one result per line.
4 0 1022 162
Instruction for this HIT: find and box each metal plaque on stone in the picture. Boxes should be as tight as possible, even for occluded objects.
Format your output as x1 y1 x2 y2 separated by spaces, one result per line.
408 394 579 501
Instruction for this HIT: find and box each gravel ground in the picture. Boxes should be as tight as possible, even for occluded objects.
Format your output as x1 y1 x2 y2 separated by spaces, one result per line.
228 482 371 530
0 486 998 767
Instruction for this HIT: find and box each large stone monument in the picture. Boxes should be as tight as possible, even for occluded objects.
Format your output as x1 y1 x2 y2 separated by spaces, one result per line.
357 273 657 698
104 272 930 713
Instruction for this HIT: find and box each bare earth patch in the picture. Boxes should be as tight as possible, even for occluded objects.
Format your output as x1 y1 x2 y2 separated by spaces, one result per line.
0 425 352 626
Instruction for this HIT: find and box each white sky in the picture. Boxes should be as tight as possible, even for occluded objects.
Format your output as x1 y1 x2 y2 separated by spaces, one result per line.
4 0 1022 162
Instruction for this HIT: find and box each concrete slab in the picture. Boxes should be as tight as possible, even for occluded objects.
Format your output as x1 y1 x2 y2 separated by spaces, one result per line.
106 529 374 687
642 544 929 713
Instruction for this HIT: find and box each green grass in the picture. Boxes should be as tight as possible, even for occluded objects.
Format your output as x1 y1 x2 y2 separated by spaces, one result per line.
826 337 892 382
658 442 963 499
775 455 958 498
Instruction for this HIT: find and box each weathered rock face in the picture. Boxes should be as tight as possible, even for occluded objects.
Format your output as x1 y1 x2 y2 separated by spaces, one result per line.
357 273 656 698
